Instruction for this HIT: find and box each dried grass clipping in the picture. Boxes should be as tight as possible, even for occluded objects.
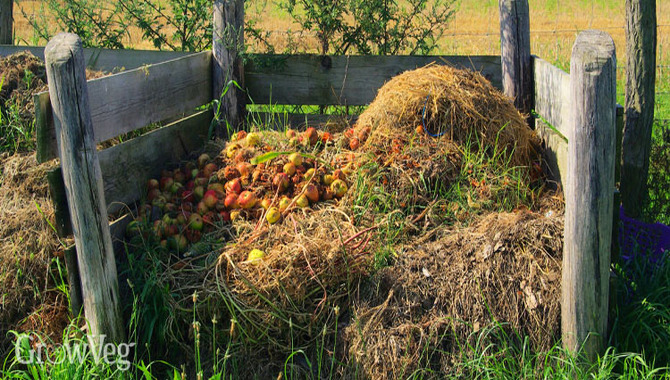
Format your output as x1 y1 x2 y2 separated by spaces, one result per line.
358 64 538 166
342 211 564 379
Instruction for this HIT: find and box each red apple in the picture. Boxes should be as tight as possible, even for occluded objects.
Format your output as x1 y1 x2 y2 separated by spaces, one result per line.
203 163 218 178
160 176 174 191
286 129 297 138
260 198 272 210
219 211 231 222
321 132 333 143
237 191 257 209
304 184 319 203
234 130 247 141
173 169 186 184
224 193 239 209
225 178 242 195
304 127 319 145
236 162 253 178
197 153 210 168
147 188 161 202
203 190 219 209
273 173 290 192
197 201 209 215
147 178 159 190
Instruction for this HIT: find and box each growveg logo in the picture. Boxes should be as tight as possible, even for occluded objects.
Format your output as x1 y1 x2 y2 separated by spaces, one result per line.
14 334 135 371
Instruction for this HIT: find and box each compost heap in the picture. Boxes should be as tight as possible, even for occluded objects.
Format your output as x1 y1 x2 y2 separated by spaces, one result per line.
126 63 561 375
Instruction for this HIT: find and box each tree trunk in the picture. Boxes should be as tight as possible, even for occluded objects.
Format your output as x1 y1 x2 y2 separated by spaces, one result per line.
499 0 532 121
0 0 12 45
621 0 657 218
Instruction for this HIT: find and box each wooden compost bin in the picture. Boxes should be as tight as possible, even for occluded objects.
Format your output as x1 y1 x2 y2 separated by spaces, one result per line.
32 0 622 361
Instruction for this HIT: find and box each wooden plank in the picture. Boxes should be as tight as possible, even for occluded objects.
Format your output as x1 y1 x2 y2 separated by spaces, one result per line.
213 0 245 133
45 33 124 344
46 110 212 227
562 30 617 361
63 246 83 317
36 51 212 163
244 55 502 106
0 45 192 72
46 167 72 237
536 121 568 190
35 92 54 163
499 0 532 116
532 56 571 188
533 56 571 135
100 109 212 215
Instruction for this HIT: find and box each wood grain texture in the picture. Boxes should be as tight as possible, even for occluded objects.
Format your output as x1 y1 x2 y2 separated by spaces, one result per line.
45 33 124 344
46 167 72 237
36 51 212 162
499 0 532 115
0 0 12 44
621 0 657 217
0 45 192 72
562 30 616 361
99 110 212 215
244 54 502 106
532 56 571 188
63 246 83 317
213 0 245 134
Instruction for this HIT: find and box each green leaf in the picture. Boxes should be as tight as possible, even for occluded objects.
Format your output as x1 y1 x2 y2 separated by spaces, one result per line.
250 151 293 165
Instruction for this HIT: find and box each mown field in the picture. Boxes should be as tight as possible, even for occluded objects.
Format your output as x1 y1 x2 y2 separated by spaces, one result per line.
1 0 669 378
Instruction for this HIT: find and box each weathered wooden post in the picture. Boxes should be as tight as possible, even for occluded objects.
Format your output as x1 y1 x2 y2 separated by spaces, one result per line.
562 30 616 361
621 0 657 218
499 0 532 119
213 0 245 136
44 33 125 345
0 0 12 45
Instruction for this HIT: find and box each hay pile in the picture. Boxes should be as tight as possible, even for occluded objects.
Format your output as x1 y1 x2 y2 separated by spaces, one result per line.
341 210 564 379
358 64 538 167
0 153 66 356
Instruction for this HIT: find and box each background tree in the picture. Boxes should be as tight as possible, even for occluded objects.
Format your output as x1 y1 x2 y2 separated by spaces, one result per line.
621 0 657 218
